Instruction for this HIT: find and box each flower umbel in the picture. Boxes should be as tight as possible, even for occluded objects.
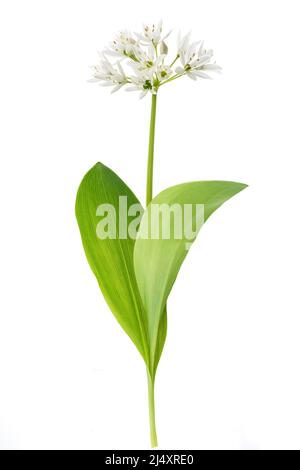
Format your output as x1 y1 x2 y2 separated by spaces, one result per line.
90 22 221 97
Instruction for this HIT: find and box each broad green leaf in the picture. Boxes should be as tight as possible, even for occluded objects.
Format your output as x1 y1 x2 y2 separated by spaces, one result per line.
134 181 247 368
75 162 150 362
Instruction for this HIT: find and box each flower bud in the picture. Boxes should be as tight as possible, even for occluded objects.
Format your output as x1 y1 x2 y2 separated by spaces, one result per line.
160 41 168 55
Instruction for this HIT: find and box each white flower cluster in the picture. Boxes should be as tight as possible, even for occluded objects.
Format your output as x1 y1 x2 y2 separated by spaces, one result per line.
90 21 221 98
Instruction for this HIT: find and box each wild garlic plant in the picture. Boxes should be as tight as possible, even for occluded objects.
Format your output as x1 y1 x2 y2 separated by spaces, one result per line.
76 21 247 448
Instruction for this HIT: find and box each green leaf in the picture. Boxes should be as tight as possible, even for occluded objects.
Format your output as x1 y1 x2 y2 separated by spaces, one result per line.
134 181 247 369
75 162 150 362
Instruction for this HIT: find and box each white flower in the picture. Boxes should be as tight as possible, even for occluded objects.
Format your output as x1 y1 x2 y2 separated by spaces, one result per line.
89 22 221 97
175 32 222 80
156 63 172 81
126 69 157 99
128 50 169 78
128 43 157 71
135 21 171 47
105 30 144 62
90 54 128 93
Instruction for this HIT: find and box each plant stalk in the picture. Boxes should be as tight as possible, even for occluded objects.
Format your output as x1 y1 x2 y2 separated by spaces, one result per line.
147 371 158 447
146 94 158 447
146 93 157 206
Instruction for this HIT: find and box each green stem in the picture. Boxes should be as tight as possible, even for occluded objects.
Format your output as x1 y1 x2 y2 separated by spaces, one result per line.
160 73 184 87
147 371 158 447
146 95 158 447
146 94 157 206
169 54 179 67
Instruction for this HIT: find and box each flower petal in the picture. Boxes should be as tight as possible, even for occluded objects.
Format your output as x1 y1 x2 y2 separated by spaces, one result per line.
125 85 140 91
202 63 222 72
139 90 148 99
193 70 212 79
187 71 197 80
111 84 123 93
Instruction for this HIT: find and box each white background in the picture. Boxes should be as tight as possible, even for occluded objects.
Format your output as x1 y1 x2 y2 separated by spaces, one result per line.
0 0 300 450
